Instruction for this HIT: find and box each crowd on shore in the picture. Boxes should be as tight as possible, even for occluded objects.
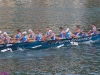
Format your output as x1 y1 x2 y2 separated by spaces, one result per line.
0 24 97 44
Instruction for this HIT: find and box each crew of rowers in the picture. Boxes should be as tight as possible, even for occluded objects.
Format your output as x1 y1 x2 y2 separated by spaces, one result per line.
0 24 97 44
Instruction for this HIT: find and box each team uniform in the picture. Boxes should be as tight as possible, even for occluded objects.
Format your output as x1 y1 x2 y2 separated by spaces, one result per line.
35 34 41 41
59 32 65 39
65 31 71 39
90 28 96 35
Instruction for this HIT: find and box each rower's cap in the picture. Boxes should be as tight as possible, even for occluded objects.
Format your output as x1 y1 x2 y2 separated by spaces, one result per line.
49 30 52 32
66 28 70 32
0 31 2 33
22 31 27 34
28 29 33 32
3 32 7 35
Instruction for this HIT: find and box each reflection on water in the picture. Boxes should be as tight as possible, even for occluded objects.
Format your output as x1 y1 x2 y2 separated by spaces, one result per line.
0 0 100 75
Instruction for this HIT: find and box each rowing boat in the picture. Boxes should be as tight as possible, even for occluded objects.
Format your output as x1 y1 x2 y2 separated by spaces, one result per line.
0 33 100 52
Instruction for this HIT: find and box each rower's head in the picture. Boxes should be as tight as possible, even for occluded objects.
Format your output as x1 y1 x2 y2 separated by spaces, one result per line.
91 24 95 27
22 31 27 36
46 27 50 31
36 30 40 34
59 27 63 31
66 28 70 32
16 29 21 34
76 25 80 28
3 32 8 36
49 30 53 34
28 29 33 34
76 25 80 30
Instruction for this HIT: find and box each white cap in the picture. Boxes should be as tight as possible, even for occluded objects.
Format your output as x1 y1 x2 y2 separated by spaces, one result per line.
66 28 70 32
22 31 27 34
49 30 52 32
0 31 2 33
3 32 7 35
28 29 33 32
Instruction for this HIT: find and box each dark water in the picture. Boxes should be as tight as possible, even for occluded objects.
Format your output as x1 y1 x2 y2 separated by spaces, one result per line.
0 0 100 75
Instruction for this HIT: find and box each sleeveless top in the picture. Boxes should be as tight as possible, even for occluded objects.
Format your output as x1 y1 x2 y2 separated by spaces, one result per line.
50 36 55 40
91 27 95 35
4 36 10 43
46 31 50 36
35 34 41 41
15 34 21 39
59 32 64 38
92 28 94 31
21 36 27 42
65 31 70 38
0 35 2 39
30 34 33 38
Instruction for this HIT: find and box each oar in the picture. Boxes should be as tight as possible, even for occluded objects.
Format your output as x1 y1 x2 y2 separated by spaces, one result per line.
57 44 64 48
70 42 78 46
32 45 42 49
1 48 13 52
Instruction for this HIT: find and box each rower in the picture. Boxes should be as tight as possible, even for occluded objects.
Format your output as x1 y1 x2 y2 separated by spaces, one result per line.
28 29 35 42
3 32 11 44
74 25 81 35
73 26 82 38
35 30 42 41
13 29 22 43
46 27 51 36
88 24 97 36
65 28 71 39
0 31 3 44
58 27 65 39
21 31 28 43
42 27 52 40
82 32 88 37
49 30 56 40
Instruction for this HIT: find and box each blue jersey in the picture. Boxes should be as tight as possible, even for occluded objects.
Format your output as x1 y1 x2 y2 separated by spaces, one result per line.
29 34 33 38
15 34 21 39
4 36 10 43
50 36 55 40
35 34 41 41
21 36 27 42
92 28 94 31
65 32 70 38
0 35 2 39
82 33 88 37
59 32 64 38
46 31 51 36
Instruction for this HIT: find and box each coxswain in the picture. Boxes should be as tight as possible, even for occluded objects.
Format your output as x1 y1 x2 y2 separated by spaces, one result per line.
21 31 28 43
3 32 11 44
35 30 42 41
